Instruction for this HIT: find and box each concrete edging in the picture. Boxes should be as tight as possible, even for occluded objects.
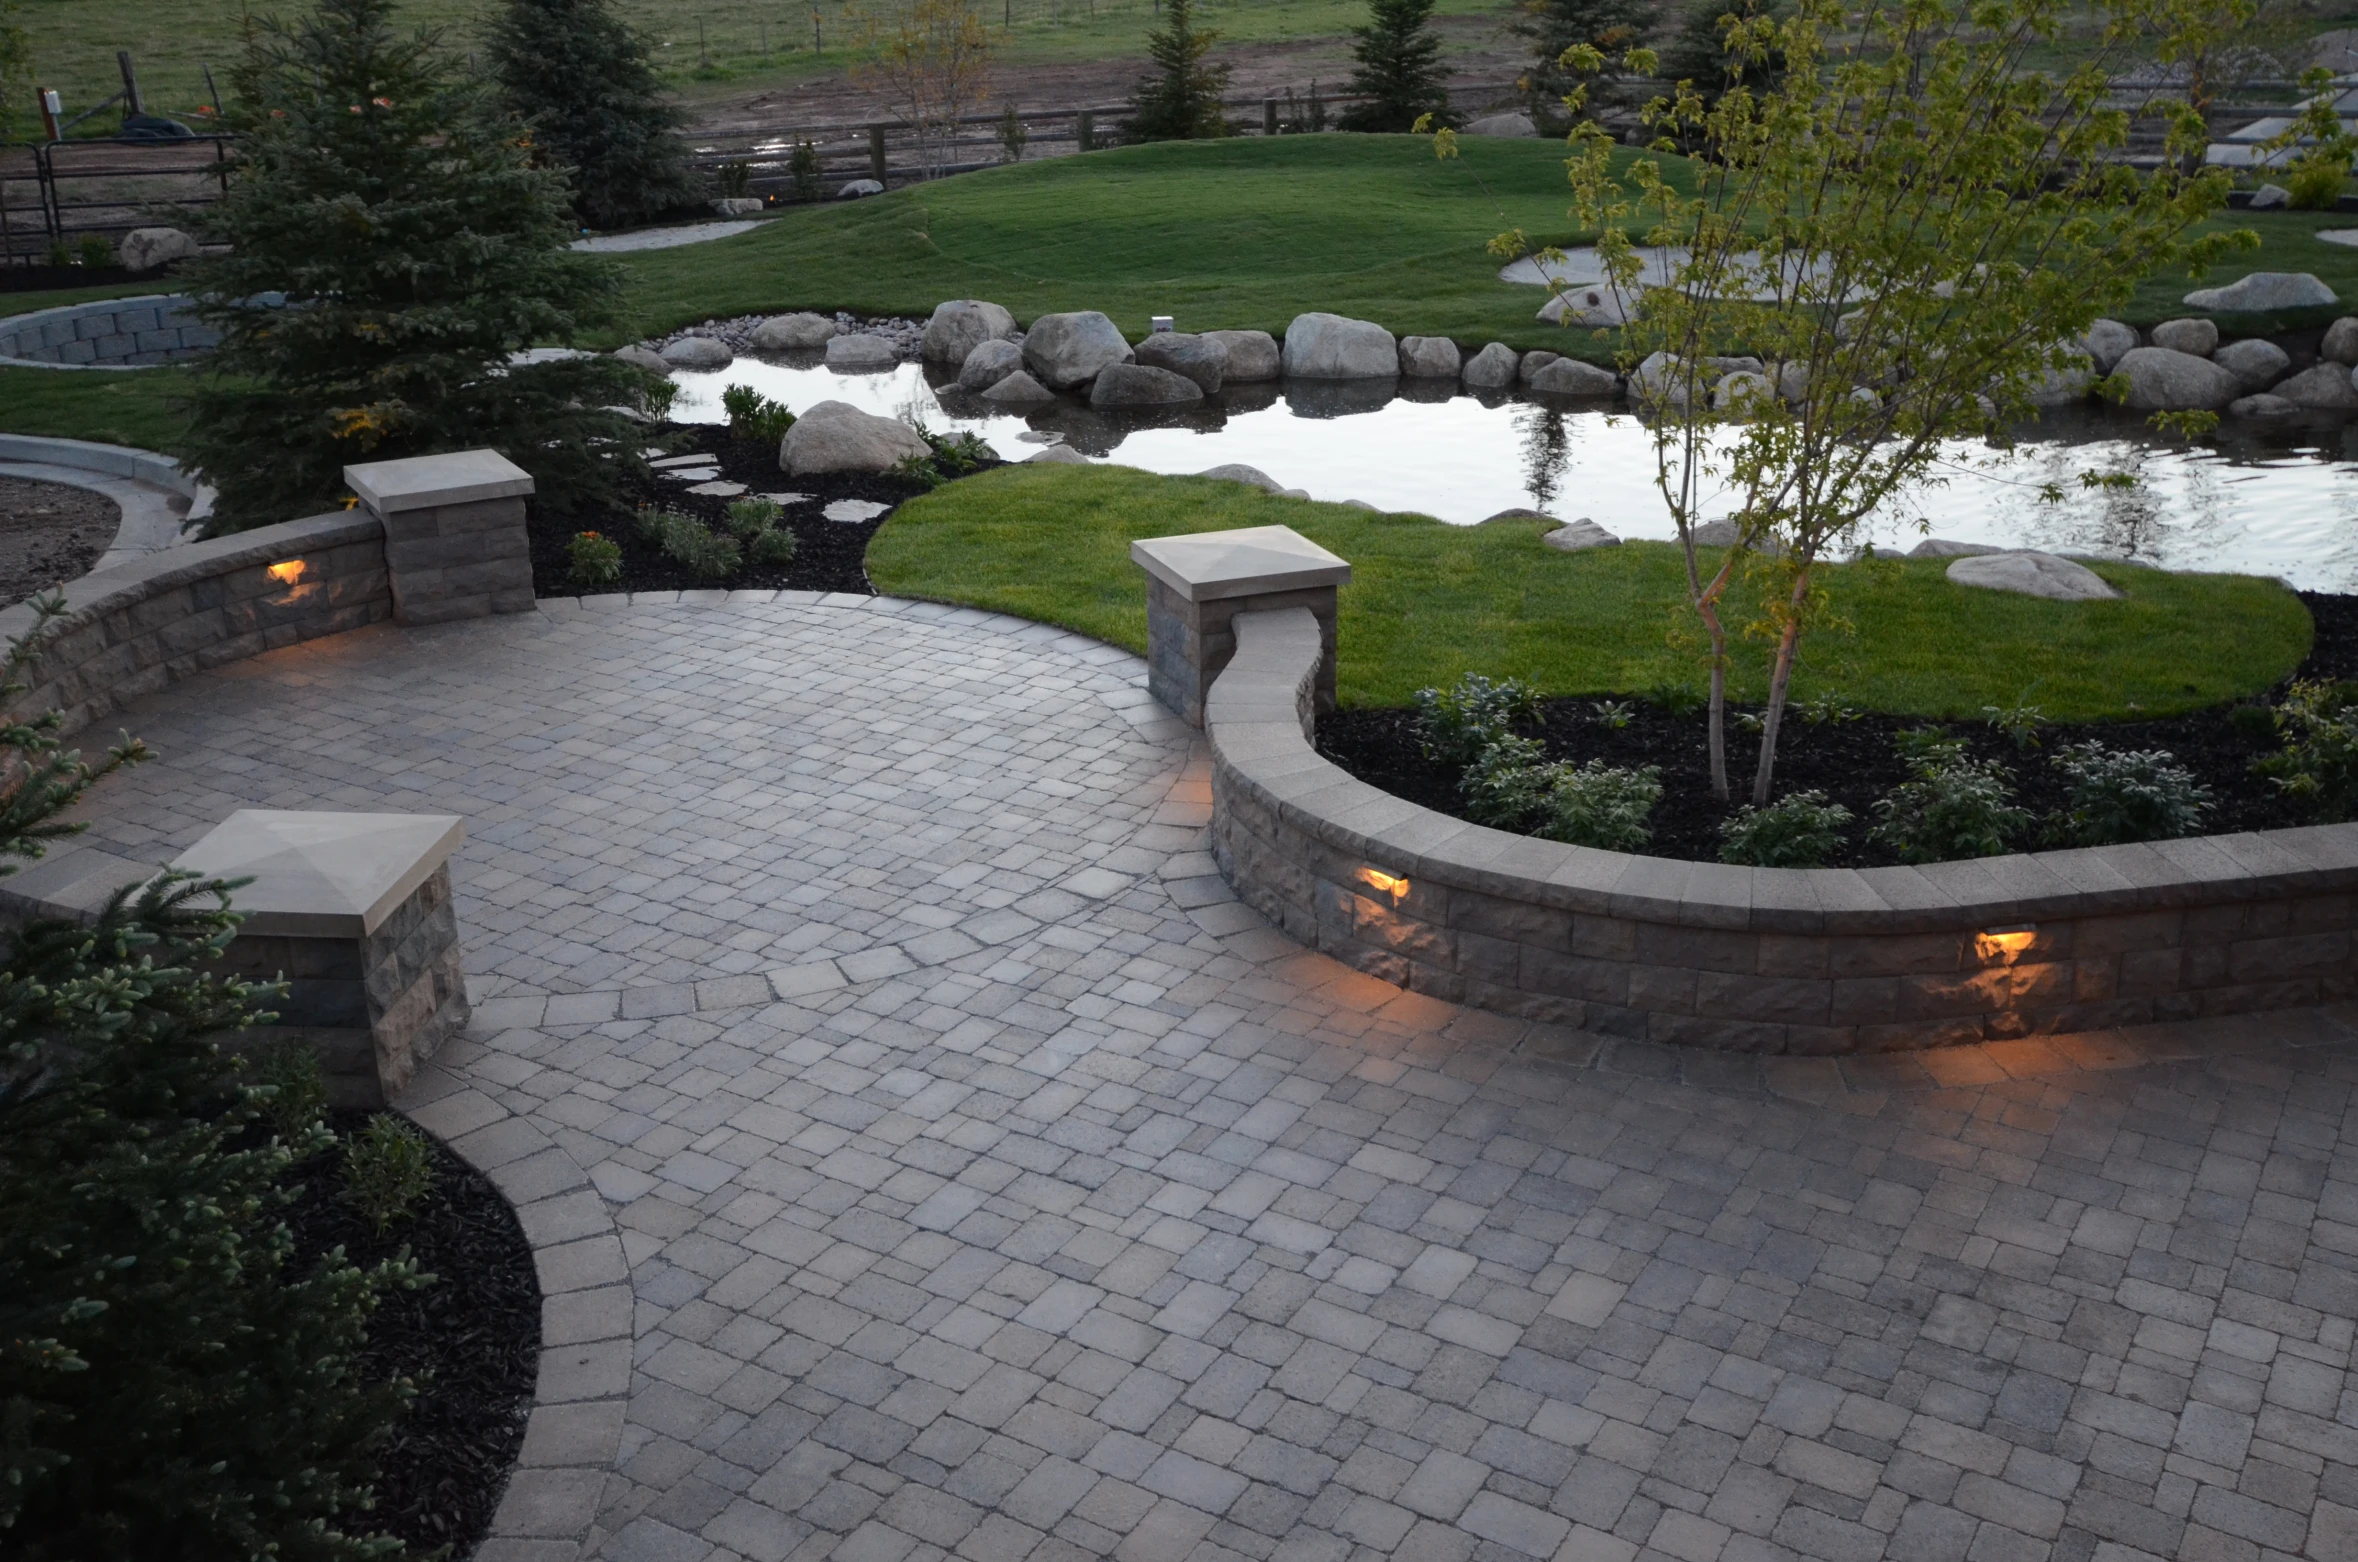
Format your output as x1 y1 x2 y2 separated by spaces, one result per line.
0 433 217 562
1204 605 2358 1053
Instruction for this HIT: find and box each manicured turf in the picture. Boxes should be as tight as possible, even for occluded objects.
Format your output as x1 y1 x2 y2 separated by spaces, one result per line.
0 365 194 457
868 463 2312 718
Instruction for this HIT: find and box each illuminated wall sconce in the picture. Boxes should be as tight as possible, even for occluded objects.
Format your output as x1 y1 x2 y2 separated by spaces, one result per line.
267 559 307 584
1974 923 2037 964
1357 866 1410 905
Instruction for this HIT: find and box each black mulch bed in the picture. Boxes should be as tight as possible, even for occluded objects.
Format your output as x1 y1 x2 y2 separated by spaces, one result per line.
0 263 164 293
280 1111 541 1557
529 421 989 598
1316 590 2358 867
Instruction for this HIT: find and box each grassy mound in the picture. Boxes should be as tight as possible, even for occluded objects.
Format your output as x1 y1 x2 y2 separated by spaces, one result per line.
869 463 2311 719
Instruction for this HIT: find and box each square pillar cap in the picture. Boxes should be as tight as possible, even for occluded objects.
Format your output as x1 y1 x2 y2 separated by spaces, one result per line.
1130 525 1351 603
171 810 466 937
345 448 534 514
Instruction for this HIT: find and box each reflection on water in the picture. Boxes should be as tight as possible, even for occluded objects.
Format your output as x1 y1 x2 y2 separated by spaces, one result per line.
668 356 2358 591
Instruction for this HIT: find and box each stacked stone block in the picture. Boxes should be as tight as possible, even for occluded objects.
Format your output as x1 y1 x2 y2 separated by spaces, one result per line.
0 294 219 367
1207 606 2358 1053
1132 524 1349 726
346 449 537 625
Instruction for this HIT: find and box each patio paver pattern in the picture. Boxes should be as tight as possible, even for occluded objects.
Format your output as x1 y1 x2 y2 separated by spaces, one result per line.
63 596 2358 1562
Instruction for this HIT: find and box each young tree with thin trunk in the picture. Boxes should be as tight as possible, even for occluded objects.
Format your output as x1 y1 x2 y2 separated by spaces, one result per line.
1454 0 2251 806
859 0 993 178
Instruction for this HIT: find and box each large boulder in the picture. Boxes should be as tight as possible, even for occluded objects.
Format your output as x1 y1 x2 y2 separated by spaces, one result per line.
2213 338 2292 393
1528 357 1618 396
1462 341 1519 389
1026 443 1090 464
1538 284 1632 327
1462 111 1538 137
956 338 1026 391
2248 183 2291 210
753 312 839 352
2149 318 2218 357
1281 312 1398 378
2112 347 2237 412
1023 310 1132 390
1711 369 1775 413
1089 363 1204 407
1398 336 1461 378
2183 271 2338 312
1200 463 1284 492
661 335 732 370
838 179 884 199
1909 538 2005 558
1628 351 1697 410
825 334 898 371
612 345 671 374
921 299 1017 364
118 226 197 271
2027 355 2095 406
2324 316 2358 366
1947 551 2121 602
2081 319 2138 374
780 400 932 474
2268 362 2358 410
980 370 1054 404
2228 393 2300 419
711 197 765 217
1542 519 1621 552
1518 350 1560 382
1202 329 1280 382
1134 332 1227 394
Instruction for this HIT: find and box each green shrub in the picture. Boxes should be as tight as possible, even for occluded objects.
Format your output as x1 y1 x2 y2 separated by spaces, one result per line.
890 454 946 490
2256 679 2358 820
567 528 624 586
343 1114 436 1233
922 426 992 475
1648 680 1705 717
790 139 822 202
1414 672 1542 767
721 384 795 446
1870 730 2031 863
1534 760 1661 851
1590 698 1633 729
0 598 419 1558
1460 733 1553 828
1981 697 2046 751
724 496 783 537
243 1036 328 1144
74 234 113 268
2049 742 2210 845
1719 789 1853 866
750 526 800 567
635 504 740 579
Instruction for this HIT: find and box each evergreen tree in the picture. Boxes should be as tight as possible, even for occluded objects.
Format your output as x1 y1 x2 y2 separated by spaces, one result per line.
1655 0 1786 104
1128 0 1231 142
1514 0 1657 119
1339 0 1457 132
183 0 669 532
485 0 703 230
0 602 418 1559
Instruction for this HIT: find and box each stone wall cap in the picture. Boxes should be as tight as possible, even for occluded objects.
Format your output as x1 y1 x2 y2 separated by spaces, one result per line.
1132 525 1350 603
173 809 466 937
345 449 535 514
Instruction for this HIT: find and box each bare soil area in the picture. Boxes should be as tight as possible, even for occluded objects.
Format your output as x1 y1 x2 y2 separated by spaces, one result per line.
686 22 1528 135
0 476 117 607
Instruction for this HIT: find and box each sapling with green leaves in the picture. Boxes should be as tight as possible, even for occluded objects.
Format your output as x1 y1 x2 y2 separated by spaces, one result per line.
1447 0 2250 806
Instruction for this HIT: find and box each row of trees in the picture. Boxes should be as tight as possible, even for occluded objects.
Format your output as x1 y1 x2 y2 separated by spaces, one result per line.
1129 0 1455 140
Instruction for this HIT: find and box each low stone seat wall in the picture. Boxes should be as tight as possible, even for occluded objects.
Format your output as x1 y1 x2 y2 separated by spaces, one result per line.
0 293 217 368
1206 606 2358 1053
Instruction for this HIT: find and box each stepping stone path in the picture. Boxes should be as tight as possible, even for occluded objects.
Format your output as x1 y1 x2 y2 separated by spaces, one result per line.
78 598 2358 1562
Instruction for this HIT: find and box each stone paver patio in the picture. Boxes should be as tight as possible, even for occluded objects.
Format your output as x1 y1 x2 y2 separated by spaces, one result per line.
64 595 2358 1562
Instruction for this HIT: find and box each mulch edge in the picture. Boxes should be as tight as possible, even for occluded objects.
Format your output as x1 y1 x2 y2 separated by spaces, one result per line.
397 1051 630 1560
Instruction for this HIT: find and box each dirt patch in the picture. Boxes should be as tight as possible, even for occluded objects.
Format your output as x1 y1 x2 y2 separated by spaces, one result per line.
0 475 119 607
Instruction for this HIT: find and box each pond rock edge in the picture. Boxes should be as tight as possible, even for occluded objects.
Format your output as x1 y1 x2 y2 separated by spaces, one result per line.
1205 606 2358 1054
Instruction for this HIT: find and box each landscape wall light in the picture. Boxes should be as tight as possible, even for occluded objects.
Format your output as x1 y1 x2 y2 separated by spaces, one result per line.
267 559 306 584
1975 924 2037 964
1357 867 1409 904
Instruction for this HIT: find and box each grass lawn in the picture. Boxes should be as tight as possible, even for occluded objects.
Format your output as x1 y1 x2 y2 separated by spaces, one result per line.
0 365 194 456
869 464 2311 718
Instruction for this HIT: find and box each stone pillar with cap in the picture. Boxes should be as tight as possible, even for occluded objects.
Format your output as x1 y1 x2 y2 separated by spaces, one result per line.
1131 524 1351 726
173 810 471 1107
344 448 536 625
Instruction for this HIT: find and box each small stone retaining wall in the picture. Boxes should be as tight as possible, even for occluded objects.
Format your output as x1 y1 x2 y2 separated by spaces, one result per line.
0 293 217 368
1208 606 2358 1053
0 510 391 736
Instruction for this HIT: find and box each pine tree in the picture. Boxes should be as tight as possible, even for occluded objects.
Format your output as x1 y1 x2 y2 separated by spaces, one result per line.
485 0 703 230
1655 0 1786 104
1338 0 1457 133
1128 0 1231 142
0 602 417 1559
183 0 669 532
1514 0 1657 117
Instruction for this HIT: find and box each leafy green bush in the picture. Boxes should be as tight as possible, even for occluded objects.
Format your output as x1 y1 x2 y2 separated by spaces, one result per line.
1719 789 1853 866
0 599 419 1558
1981 697 2046 751
1647 680 1705 717
634 504 740 579
344 1115 436 1233
750 527 800 567
1535 760 1661 851
2256 678 2358 820
1414 672 1542 767
1460 733 1553 828
889 454 947 490
567 528 623 586
1870 731 2031 863
721 384 796 446
724 496 783 537
244 1035 329 1143
790 139 822 202
2049 742 2210 845
923 427 993 475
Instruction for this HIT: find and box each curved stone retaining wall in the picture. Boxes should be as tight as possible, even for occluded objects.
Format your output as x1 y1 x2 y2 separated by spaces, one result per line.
0 510 392 737
1207 606 2358 1053
0 293 217 368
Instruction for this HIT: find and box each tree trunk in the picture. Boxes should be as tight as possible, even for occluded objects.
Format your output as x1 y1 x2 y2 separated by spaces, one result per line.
1693 560 1736 801
1749 565 1812 805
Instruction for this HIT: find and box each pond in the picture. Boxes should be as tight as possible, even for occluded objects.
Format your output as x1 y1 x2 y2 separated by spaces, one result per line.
665 357 2358 592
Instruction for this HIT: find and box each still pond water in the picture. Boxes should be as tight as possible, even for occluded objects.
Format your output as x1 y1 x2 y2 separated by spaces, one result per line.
667 358 2358 593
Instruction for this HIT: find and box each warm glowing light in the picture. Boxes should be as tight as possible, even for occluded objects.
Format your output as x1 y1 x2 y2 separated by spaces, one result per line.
1358 867 1410 903
1975 924 2037 962
267 559 306 584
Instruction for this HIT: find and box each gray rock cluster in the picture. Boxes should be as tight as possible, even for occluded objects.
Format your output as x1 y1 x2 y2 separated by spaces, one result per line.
2087 308 2358 418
